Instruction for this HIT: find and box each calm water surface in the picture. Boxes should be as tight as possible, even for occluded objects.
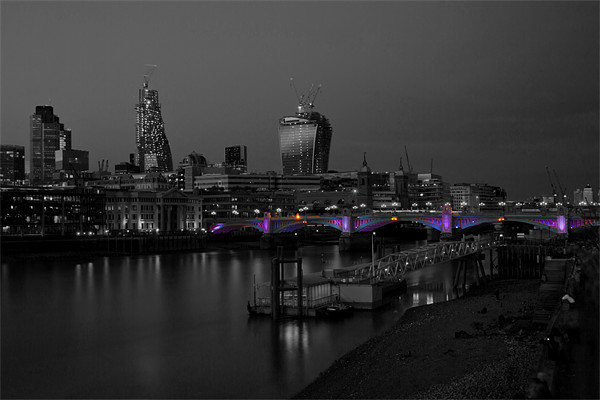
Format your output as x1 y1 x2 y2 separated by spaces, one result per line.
2 242 483 398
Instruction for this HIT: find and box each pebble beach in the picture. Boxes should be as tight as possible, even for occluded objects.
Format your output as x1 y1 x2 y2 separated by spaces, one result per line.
295 279 544 399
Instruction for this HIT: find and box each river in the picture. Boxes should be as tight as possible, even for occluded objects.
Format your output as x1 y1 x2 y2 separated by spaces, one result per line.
1 241 483 398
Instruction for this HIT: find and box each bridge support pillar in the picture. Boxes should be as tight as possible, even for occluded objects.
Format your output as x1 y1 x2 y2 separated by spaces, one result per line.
441 205 453 241
339 215 355 251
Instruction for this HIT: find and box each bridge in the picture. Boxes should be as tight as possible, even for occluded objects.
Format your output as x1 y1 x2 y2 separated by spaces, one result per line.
335 238 499 284
210 205 598 238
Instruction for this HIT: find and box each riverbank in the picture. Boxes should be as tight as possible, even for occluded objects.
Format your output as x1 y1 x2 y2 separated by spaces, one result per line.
295 278 544 399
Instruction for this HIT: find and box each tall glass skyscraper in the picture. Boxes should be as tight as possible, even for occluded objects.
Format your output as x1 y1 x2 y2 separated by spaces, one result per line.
30 106 68 184
278 98 332 175
135 73 173 172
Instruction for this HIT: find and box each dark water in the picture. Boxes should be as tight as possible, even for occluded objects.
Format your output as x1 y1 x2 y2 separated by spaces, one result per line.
1 242 484 399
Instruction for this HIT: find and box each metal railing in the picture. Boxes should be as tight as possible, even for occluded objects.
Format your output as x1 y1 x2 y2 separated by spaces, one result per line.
336 238 501 283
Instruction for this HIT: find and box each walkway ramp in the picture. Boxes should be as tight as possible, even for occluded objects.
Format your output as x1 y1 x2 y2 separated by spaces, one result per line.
533 258 571 326
336 239 499 283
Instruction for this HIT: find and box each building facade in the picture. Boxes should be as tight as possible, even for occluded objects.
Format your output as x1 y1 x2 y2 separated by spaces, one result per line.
278 110 332 175
55 149 89 172
451 183 507 212
104 188 202 232
201 190 296 220
225 145 247 173
0 145 26 184
193 173 321 192
582 184 594 205
135 76 173 173
1 186 106 235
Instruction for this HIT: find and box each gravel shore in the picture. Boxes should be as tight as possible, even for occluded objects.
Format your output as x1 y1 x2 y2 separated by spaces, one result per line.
295 279 543 399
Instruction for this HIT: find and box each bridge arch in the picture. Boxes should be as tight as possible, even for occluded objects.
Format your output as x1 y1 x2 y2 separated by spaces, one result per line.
209 221 263 233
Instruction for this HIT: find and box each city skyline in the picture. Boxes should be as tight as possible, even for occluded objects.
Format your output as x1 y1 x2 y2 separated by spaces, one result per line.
1 1 598 199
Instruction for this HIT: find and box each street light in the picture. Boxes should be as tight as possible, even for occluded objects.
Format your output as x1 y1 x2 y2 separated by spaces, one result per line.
371 231 376 280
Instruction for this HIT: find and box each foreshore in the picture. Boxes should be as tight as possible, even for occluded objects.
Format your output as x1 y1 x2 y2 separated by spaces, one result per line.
295 278 544 399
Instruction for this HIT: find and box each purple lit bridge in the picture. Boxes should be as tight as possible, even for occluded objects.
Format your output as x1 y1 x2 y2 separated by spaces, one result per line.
210 206 598 237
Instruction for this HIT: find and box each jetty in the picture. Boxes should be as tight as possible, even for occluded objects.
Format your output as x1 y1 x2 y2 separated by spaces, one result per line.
250 237 501 317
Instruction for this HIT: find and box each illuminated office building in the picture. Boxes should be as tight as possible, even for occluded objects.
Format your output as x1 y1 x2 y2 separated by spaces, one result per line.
278 84 332 175
30 106 69 185
135 70 173 172
0 145 25 183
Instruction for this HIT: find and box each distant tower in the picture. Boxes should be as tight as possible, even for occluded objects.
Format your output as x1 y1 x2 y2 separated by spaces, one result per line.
278 79 332 175
225 145 247 172
30 106 62 184
135 65 173 172
357 152 373 209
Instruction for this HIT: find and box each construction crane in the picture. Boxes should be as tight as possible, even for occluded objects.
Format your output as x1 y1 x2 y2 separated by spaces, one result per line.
404 145 413 173
143 64 157 88
545 166 558 203
553 169 567 204
289 78 322 114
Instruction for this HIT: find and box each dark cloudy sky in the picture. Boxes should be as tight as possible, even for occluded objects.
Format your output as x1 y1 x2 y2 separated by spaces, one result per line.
1 1 598 200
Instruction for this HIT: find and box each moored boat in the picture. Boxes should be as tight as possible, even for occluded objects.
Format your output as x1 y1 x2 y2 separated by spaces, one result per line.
316 303 354 318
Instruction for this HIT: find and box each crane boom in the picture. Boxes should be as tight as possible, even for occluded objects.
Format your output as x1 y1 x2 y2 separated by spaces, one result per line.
289 78 301 103
404 145 413 173
545 166 557 202
553 169 567 202
289 79 322 115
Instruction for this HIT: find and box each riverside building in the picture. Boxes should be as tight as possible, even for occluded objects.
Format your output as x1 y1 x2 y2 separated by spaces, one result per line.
135 67 173 173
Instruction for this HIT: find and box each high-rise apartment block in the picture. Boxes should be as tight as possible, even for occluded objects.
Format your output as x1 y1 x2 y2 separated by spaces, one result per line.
278 84 332 175
30 106 72 185
0 145 26 183
135 69 173 173
225 145 247 172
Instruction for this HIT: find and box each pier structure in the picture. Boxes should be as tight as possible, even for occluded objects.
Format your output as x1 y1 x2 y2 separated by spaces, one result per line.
270 249 303 320
334 237 499 284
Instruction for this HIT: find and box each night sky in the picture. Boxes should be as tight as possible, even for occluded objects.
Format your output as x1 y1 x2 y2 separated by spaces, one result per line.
1 1 598 200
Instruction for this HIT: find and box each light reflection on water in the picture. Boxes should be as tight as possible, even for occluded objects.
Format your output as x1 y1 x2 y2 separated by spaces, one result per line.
1 242 487 399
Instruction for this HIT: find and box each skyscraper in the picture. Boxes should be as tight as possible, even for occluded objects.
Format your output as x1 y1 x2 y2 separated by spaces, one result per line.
278 83 332 175
135 67 173 172
225 145 247 172
30 106 63 184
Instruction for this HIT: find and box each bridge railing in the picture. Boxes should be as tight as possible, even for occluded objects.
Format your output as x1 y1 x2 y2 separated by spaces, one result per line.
335 239 501 283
